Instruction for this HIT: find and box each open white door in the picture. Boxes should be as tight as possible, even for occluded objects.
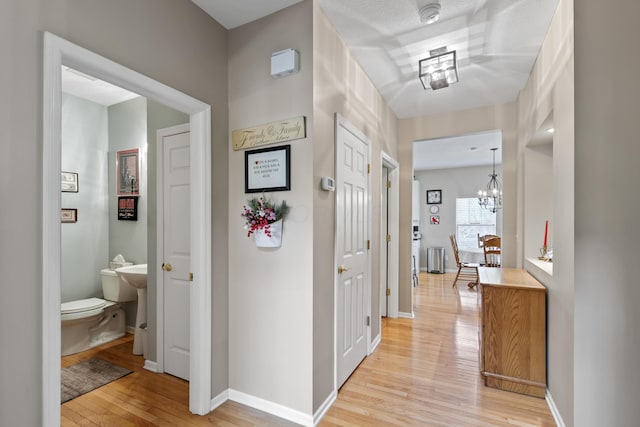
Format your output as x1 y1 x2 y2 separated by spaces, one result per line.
336 115 370 388
158 124 191 381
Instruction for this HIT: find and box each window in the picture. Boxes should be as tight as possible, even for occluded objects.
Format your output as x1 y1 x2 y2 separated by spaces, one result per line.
456 198 496 248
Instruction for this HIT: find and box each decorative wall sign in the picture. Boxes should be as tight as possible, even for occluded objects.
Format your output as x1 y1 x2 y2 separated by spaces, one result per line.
245 145 291 193
116 148 140 196
430 215 440 225
117 196 138 221
232 116 306 151
61 172 78 193
61 208 77 223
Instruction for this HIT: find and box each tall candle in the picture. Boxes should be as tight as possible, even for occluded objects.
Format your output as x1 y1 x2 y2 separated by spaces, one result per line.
543 220 548 247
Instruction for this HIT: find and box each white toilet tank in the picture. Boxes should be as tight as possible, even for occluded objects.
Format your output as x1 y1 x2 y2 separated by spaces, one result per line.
100 269 137 302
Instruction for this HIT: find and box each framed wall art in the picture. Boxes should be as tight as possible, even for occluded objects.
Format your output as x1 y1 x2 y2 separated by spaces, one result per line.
61 208 77 223
117 196 138 221
61 171 78 193
116 148 140 196
245 144 291 193
426 189 442 204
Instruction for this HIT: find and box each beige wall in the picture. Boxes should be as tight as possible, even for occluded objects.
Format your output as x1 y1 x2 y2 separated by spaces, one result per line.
574 0 640 425
517 0 574 424
0 1 229 424
228 1 315 414
313 0 399 409
399 105 518 312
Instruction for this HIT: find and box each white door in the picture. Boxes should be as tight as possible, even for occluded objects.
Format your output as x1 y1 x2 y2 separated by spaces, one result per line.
160 126 191 381
336 116 370 388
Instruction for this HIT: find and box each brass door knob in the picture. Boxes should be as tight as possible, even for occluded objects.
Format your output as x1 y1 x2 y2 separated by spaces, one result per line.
162 263 172 272
338 265 350 274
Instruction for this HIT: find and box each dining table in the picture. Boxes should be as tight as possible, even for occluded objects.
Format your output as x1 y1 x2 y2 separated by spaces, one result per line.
459 247 485 265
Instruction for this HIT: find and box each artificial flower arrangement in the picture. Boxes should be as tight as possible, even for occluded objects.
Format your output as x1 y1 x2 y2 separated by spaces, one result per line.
241 196 289 238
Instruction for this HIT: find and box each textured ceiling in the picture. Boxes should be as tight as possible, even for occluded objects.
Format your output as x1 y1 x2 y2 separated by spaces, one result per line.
318 0 559 118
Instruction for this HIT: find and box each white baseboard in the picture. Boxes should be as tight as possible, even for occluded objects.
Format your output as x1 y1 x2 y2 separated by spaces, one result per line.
370 333 382 354
126 325 136 334
229 389 313 427
143 360 158 372
398 311 415 319
546 389 566 427
210 389 229 412
313 391 336 426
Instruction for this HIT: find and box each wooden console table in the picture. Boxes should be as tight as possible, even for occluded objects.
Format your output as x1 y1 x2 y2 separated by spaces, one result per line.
478 267 546 398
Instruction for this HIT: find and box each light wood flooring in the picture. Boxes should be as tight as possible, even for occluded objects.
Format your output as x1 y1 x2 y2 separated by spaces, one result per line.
62 272 556 426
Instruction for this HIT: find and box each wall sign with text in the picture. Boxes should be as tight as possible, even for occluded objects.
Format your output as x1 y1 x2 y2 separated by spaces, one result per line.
245 145 291 193
232 116 305 151
118 196 138 221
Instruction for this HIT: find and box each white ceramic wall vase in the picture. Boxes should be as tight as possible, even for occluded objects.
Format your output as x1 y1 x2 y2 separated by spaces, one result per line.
254 219 283 248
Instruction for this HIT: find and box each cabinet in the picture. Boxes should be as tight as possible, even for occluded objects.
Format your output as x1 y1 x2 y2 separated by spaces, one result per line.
478 267 546 398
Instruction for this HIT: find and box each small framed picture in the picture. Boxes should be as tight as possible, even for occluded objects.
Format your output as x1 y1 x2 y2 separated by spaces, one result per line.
426 189 442 204
116 148 140 196
430 215 440 225
245 144 291 193
61 208 77 223
61 172 78 193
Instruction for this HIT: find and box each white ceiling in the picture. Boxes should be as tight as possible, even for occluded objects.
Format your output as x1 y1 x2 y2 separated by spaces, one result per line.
61 67 139 106
192 0 305 29
413 131 502 171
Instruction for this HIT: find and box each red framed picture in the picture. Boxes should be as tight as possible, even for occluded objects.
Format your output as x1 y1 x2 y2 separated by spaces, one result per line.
116 148 140 196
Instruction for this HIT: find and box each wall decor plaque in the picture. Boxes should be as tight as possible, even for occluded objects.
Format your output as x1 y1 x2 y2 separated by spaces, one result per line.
232 116 305 150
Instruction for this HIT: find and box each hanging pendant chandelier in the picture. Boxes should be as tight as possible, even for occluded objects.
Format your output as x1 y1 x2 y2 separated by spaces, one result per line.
478 148 502 213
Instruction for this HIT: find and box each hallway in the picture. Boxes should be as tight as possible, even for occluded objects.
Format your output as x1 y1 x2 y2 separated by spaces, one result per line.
61 272 555 426
320 272 555 426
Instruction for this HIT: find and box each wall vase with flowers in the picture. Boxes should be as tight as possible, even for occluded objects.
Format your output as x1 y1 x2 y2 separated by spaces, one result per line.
241 196 289 248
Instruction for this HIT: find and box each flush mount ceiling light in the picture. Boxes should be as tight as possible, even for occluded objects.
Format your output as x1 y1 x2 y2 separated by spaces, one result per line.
419 1 441 24
419 47 459 90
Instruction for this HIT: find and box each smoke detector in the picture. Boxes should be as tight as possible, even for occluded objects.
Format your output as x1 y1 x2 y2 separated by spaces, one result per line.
419 2 441 24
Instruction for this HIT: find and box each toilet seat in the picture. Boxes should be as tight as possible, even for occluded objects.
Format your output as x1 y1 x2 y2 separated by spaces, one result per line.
61 298 106 321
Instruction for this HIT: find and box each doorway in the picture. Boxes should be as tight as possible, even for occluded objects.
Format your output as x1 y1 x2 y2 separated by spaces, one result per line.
379 152 399 319
43 32 212 424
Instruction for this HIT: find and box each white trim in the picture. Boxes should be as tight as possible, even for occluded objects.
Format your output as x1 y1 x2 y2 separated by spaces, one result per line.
398 311 415 319
126 325 136 335
313 391 337 426
155 123 190 376
370 332 382 354
546 389 566 427
380 152 399 319
229 389 313 427
42 32 212 421
210 389 230 412
143 360 158 373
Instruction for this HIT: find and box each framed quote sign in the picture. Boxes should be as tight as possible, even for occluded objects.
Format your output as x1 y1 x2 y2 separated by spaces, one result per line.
245 145 291 193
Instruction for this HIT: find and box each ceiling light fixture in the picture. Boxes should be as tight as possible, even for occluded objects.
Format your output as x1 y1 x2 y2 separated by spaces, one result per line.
419 47 459 90
419 1 441 24
477 148 502 213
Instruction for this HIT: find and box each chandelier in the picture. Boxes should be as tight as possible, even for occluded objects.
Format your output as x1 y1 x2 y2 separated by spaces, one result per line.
478 148 502 213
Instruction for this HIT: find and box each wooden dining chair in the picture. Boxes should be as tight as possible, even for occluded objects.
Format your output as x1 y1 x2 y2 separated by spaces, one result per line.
449 234 479 288
483 236 502 267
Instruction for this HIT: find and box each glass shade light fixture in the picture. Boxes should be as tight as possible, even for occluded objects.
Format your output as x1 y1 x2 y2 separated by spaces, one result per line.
478 148 502 213
419 47 459 90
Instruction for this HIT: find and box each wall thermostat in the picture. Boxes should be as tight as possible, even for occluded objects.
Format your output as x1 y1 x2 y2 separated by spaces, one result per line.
321 176 335 191
271 48 300 78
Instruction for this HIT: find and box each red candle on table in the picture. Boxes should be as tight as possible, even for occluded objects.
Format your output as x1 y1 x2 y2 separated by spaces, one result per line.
543 220 548 247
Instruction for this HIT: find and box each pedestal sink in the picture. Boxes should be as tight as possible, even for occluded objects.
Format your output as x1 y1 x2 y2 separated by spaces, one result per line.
116 264 147 356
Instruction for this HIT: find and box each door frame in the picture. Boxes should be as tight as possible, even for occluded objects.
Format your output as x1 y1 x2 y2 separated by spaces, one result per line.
333 113 372 390
155 123 191 375
380 152 399 319
42 32 212 423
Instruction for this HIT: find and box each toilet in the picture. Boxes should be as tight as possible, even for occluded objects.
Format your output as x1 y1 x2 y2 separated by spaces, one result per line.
61 269 137 356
